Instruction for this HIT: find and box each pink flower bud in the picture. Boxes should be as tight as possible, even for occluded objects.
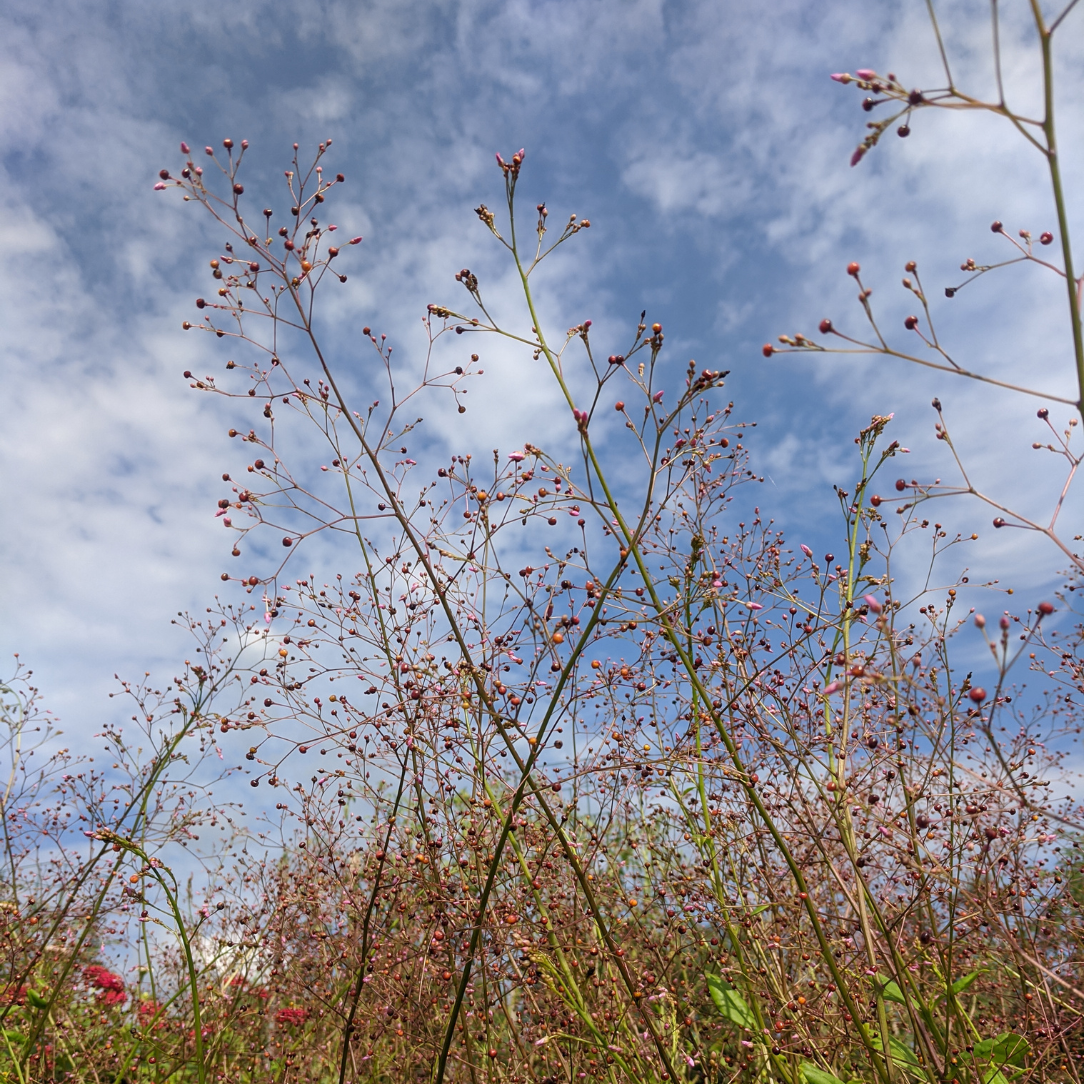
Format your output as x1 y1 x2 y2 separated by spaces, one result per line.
800 544 812 557
855 69 876 80
180 142 190 154
153 182 167 190
850 146 867 167
349 236 362 245
862 594 882 614
508 451 525 462
823 681 841 695
653 390 664 403
830 73 851 83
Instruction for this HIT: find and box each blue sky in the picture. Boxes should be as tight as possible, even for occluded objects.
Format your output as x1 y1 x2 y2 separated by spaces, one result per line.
2 0 1082 732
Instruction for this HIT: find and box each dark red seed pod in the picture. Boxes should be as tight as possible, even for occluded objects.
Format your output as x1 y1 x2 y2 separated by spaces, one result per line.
869 494 882 507
968 687 986 703
847 261 861 276
993 517 1006 528
1040 232 1054 245
895 479 906 491
195 298 206 309
904 315 919 330
897 125 910 137
1038 601 1055 615
819 318 832 334
761 343 774 357
282 537 292 547
233 184 244 194
990 220 1003 233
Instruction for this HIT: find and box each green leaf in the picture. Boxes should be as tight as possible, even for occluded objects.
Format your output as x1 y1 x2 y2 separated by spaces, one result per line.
2 1030 24 1044
869 1032 921 1076
875 973 907 1005
707 974 757 1030
990 1033 1029 1068
751 903 772 916
801 1063 847 1084
950 970 985 996
972 1032 1029 1068
25 990 47 1011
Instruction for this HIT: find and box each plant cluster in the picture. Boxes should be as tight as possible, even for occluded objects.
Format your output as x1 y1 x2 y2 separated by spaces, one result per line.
5 3 1084 1083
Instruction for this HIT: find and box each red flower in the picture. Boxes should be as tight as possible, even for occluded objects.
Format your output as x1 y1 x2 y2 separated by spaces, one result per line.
275 1007 307 1027
84 965 126 1005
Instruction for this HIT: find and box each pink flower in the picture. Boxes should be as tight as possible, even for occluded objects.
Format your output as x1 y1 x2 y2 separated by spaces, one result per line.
508 451 525 462
800 544 812 557
153 182 167 190
862 594 882 614
855 69 877 80
349 236 363 245
652 390 664 403
180 142 190 154
850 146 867 167
823 681 841 696
830 73 851 83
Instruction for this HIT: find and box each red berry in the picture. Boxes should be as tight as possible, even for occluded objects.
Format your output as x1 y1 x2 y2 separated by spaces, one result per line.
895 479 906 491
847 262 861 276
282 537 293 547
969 687 986 703
1038 601 1054 615
762 343 774 357
991 220 1003 233
904 315 919 330
819 318 832 334
1040 232 1054 245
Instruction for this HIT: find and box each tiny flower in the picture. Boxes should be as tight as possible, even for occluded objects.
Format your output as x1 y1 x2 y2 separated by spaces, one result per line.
153 182 167 190
855 69 876 80
180 142 190 154
349 236 363 245
823 681 841 695
850 146 867 167
863 594 882 614
800 544 812 557
652 390 664 403
508 450 525 462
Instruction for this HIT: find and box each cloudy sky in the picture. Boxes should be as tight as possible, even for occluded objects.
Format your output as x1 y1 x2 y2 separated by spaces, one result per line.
2 0 1082 732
